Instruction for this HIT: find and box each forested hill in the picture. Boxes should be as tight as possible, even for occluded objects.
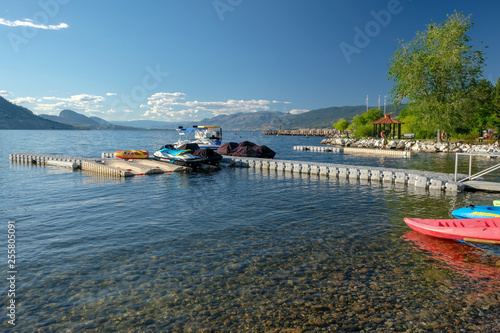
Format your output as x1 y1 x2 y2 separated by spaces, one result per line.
40 109 138 130
0 96 73 130
198 105 404 131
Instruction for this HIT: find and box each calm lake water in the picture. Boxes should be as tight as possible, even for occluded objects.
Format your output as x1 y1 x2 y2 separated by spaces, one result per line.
1 130 499 332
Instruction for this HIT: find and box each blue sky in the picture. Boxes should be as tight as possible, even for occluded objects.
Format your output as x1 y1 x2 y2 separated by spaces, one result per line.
0 0 499 122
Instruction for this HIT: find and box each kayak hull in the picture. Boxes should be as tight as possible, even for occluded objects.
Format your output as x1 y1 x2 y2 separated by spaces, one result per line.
452 205 500 219
404 217 500 244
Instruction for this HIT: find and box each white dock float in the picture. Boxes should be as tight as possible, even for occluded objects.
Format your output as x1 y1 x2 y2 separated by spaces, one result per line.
223 156 467 193
10 153 473 192
9 153 185 177
294 145 412 158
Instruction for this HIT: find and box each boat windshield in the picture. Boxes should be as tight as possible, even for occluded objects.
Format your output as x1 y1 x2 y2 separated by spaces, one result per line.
176 126 222 146
178 126 222 141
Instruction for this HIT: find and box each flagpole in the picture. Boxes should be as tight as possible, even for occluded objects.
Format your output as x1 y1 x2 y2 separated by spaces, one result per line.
366 95 368 112
384 96 387 115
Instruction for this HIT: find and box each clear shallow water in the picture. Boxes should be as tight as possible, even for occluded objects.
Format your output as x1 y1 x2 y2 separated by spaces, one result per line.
1 130 499 332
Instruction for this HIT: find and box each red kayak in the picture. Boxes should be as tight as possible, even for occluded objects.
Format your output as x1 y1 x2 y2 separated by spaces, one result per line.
404 217 500 245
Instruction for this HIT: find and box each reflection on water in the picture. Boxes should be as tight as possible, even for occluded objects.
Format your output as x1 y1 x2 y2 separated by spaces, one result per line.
404 231 500 295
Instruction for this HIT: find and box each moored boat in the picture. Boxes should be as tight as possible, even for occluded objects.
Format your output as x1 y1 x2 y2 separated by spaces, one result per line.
452 205 500 219
174 126 222 150
114 150 149 159
403 217 500 245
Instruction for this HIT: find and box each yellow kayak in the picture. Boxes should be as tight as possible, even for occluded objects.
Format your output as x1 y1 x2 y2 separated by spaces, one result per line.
114 150 149 159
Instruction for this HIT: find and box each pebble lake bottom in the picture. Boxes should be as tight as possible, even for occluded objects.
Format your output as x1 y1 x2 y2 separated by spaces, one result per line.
1 130 500 332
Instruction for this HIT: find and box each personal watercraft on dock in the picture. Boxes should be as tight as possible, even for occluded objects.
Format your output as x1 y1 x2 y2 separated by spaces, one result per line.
153 145 205 168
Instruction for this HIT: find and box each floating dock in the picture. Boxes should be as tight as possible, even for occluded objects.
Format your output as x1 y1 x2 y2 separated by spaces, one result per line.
223 156 466 193
10 152 473 192
263 129 337 136
294 145 411 158
9 153 184 177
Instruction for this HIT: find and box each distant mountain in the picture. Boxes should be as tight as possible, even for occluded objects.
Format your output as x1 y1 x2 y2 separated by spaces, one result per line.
198 111 288 131
0 96 73 130
282 104 405 130
197 105 405 131
110 120 179 129
40 110 139 130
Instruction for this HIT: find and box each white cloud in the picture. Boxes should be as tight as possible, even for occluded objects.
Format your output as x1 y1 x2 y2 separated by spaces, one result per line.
4 91 290 121
0 90 13 95
33 94 106 113
141 92 272 121
0 18 68 30
289 109 309 115
11 97 40 104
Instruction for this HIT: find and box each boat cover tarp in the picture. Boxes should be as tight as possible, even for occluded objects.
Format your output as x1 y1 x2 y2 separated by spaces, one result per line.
216 142 239 155
251 145 276 158
216 141 275 158
177 143 200 151
178 144 223 165
239 141 257 147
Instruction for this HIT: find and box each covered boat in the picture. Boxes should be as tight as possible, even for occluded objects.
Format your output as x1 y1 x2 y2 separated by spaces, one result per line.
452 205 500 219
403 217 500 245
153 145 205 168
114 150 149 159
174 126 222 150
216 141 275 158
177 143 223 166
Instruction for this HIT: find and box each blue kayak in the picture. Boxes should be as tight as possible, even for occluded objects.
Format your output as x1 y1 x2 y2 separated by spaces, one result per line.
451 205 500 219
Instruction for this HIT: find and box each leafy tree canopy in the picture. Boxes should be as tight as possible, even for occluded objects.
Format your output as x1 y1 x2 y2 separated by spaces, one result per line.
388 11 486 140
349 108 384 138
334 119 349 133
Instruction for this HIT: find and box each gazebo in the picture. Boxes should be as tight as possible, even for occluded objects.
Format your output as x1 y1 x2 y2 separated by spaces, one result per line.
371 114 403 139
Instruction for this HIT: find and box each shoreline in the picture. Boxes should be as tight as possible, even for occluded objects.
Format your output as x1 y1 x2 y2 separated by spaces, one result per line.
321 137 500 154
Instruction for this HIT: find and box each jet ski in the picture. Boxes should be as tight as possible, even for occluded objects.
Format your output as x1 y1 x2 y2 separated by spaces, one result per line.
153 145 205 168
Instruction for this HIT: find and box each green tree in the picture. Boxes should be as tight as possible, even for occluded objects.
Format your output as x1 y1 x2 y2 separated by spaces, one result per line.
491 77 500 130
349 108 384 138
334 119 349 135
388 11 486 142
462 78 494 135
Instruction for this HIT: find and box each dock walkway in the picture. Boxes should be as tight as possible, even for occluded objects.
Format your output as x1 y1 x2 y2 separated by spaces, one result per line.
223 156 466 193
294 145 411 158
10 152 470 192
9 153 183 177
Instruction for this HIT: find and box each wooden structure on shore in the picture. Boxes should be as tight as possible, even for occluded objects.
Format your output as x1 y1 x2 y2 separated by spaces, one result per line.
371 114 403 139
263 129 337 137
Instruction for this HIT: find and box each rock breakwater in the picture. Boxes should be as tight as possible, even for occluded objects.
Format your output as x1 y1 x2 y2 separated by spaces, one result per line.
321 137 500 154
